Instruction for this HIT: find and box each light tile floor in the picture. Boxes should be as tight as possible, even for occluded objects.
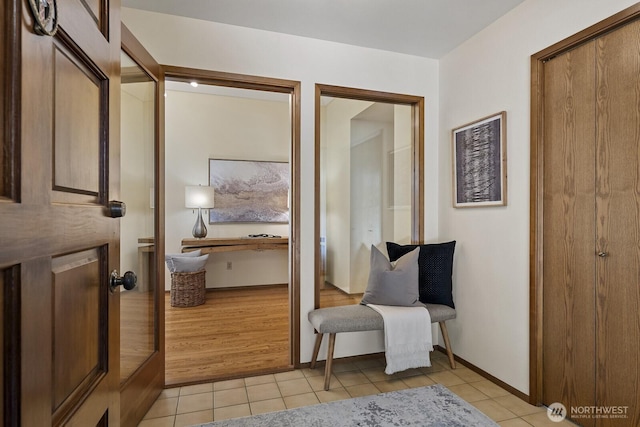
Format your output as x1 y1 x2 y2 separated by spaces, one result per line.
138 351 576 427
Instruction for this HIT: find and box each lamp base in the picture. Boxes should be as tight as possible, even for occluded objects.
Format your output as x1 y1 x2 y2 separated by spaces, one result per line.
192 207 208 238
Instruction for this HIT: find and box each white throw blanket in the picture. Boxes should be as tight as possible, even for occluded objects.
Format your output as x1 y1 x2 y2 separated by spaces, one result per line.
367 304 432 375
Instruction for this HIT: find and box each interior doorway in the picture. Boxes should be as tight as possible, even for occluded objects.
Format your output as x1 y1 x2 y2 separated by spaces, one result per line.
314 85 424 308
162 67 301 385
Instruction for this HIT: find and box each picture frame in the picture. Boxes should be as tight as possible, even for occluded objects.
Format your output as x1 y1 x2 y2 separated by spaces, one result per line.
452 111 507 208
208 159 290 223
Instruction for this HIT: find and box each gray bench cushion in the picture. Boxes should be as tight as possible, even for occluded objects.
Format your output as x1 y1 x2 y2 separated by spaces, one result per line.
308 304 456 334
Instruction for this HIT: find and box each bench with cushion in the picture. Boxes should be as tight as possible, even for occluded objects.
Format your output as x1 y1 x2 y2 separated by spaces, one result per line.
308 303 456 390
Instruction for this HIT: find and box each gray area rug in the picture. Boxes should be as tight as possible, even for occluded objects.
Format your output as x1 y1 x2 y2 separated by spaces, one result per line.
195 384 498 426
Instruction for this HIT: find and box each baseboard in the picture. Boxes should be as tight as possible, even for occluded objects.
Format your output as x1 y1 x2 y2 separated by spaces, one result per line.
166 364 295 388
298 352 386 369
434 345 530 403
164 283 288 294
321 281 361 296
300 346 529 403
206 283 288 292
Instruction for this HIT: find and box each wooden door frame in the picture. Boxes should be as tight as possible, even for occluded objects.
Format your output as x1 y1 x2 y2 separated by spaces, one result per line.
162 65 302 370
119 25 166 426
529 2 640 405
313 84 424 307
2 3 21 422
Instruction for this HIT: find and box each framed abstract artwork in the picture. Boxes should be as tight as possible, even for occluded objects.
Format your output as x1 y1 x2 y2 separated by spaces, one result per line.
209 159 290 223
452 112 507 208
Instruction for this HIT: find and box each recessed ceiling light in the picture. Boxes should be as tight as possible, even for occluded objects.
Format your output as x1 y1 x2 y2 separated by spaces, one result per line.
190 81 198 88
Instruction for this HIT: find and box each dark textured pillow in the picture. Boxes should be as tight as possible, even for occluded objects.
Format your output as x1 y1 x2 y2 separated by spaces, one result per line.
360 245 423 307
386 241 456 308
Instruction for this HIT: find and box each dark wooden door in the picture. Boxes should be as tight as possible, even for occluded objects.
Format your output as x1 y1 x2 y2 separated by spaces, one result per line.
1 0 121 425
542 17 640 427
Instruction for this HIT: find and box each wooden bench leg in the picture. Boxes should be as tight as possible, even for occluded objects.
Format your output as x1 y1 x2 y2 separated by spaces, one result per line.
439 321 456 369
324 333 336 391
310 332 323 369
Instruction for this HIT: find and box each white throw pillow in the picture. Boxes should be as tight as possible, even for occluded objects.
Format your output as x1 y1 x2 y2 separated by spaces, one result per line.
171 254 209 273
165 250 204 272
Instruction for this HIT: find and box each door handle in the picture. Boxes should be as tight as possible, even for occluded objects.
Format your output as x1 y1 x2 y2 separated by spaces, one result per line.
107 200 126 218
598 252 608 258
110 270 137 293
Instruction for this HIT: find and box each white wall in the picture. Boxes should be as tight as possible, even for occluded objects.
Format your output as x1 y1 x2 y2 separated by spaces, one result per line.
164 90 290 290
439 0 638 394
123 7 440 363
392 105 412 243
121 85 154 281
324 98 371 292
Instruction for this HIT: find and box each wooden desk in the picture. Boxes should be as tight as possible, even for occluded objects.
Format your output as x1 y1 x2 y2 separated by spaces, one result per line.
181 237 288 254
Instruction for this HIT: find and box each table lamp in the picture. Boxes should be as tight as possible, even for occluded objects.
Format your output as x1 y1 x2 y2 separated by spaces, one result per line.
185 185 216 238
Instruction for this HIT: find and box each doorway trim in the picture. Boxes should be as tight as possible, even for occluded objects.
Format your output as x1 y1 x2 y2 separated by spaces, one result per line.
313 84 424 307
162 65 302 369
529 2 640 405
120 24 166 426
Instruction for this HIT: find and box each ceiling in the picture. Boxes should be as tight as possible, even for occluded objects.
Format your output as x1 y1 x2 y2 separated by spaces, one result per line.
121 0 526 59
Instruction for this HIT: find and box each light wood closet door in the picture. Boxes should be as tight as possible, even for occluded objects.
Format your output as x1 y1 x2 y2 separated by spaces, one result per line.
542 18 640 427
542 39 597 427
595 20 640 427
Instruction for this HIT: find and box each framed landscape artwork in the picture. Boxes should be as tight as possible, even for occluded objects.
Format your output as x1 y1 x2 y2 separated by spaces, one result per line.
209 159 290 223
452 112 507 208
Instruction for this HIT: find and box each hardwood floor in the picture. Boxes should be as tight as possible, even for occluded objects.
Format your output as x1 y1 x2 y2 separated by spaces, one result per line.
165 285 290 386
164 284 364 386
319 282 362 307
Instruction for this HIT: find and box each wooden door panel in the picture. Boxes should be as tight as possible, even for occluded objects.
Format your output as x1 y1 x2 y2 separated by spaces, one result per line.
21 258 53 425
79 0 106 31
1 266 20 427
64 379 109 427
0 0 121 425
52 249 104 414
53 46 103 198
0 0 4 196
595 18 640 427
0 271 4 425
58 0 110 63
542 39 597 425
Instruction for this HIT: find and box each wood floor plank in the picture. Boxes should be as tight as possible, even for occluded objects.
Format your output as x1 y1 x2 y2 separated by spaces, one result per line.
164 285 289 386
319 282 362 307
164 284 363 386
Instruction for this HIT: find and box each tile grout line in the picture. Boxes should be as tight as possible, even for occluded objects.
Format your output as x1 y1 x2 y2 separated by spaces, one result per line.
140 359 546 426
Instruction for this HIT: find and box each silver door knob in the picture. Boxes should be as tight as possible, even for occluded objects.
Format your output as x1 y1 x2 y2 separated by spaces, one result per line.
598 252 608 257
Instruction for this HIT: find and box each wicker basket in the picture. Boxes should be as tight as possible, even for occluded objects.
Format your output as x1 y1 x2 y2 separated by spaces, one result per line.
170 270 206 307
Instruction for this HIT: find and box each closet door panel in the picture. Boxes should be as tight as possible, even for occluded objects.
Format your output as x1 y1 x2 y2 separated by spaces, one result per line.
595 19 640 427
542 40 597 421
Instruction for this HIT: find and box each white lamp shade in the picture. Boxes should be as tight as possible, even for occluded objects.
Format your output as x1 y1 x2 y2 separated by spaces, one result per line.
185 185 216 208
